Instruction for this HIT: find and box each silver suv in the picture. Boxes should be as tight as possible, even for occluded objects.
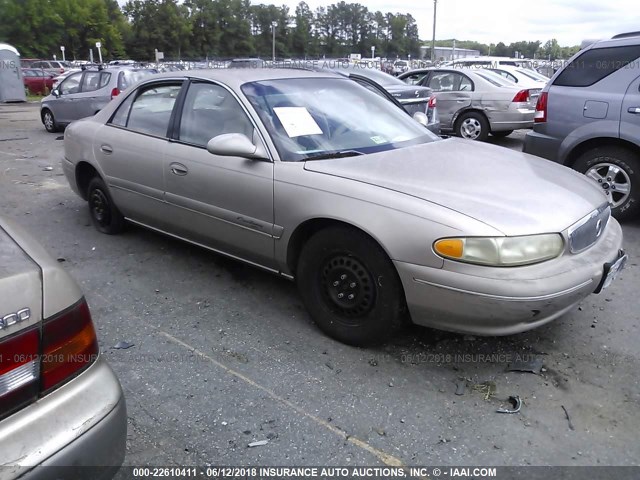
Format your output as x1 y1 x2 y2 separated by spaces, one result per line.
524 32 640 220
41 66 155 133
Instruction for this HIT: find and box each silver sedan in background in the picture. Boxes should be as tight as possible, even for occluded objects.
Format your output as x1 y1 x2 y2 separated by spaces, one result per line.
399 67 537 140
62 68 625 346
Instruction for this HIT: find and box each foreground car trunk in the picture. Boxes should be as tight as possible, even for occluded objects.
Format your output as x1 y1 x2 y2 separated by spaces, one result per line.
0 218 96 420
303 138 607 235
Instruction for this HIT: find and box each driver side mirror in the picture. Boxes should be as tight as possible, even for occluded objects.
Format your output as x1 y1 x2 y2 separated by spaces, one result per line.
206 132 269 161
52 89 60 98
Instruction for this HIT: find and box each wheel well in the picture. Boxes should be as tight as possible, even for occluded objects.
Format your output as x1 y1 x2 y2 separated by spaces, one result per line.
453 109 488 130
565 138 640 167
75 162 99 200
287 218 384 275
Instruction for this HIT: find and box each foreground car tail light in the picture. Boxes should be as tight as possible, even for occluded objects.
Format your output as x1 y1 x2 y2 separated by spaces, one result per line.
512 89 530 103
110 88 120 100
428 96 437 108
534 92 548 123
434 234 564 267
41 299 99 393
0 328 40 419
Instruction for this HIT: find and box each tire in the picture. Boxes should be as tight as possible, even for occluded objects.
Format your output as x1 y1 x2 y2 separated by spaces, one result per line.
87 177 125 234
42 109 59 133
491 130 513 138
573 147 640 221
296 226 406 346
455 111 489 141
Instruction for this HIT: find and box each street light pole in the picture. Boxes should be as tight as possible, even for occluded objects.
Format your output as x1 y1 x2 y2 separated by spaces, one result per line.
431 0 437 62
272 21 277 62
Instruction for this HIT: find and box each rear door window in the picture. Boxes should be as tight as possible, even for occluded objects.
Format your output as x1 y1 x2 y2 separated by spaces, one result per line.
118 83 182 137
554 45 640 87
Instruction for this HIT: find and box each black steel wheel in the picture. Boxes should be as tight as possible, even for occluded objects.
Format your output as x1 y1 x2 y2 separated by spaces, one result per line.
87 177 125 234
297 226 406 346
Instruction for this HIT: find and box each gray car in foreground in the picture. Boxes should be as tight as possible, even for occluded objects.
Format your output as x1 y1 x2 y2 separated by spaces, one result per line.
399 67 538 140
0 216 126 479
41 66 155 133
62 69 625 346
523 32 640 221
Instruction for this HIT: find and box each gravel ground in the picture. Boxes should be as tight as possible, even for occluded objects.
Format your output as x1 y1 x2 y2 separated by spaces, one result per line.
1 103 639 473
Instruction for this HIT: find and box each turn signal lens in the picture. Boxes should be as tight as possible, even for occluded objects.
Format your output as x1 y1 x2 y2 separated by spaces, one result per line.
433 234 564 267
434 239 464 258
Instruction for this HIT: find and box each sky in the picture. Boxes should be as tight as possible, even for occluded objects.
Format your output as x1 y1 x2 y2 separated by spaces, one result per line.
255 0 638 46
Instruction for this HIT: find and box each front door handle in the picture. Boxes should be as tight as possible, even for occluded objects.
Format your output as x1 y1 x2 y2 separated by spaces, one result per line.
100 145 113 154
628 107 640 114
170 163 188 176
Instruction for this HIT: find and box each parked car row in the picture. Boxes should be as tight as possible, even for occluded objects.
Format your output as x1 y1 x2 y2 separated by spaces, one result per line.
60 67 625 350
398 67 538 140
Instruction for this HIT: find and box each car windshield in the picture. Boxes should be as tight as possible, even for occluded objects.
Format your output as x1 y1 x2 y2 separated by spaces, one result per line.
241 77 438 162
330 65 406 86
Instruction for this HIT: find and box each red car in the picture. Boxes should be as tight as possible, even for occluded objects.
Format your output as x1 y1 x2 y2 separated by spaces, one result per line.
22 68 55 95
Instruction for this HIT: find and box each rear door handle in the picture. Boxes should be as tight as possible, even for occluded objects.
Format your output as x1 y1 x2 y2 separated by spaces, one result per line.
100 145 113 154
628 107 640 114
170 163 188 176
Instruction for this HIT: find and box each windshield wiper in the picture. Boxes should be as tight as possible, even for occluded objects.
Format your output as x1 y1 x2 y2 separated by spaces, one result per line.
304 150 365 161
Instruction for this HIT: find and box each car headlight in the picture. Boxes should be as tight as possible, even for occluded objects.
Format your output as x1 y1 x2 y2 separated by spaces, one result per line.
433 234 564 267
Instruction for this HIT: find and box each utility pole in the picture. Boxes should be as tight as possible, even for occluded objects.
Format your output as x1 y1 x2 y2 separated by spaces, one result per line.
431 0 437 62
272 21 278 62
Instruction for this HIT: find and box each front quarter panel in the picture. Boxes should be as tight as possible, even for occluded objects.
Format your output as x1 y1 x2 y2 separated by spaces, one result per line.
274 162 503 275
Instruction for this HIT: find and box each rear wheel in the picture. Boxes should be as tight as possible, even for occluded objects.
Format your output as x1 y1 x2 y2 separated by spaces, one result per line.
296 226 406 346
42 109 59 133
491 130 514 138
456 112 489 141
87 177 125 234
573 147 640 221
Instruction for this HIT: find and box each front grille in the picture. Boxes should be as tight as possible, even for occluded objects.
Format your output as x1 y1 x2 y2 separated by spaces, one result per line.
568 204 610 253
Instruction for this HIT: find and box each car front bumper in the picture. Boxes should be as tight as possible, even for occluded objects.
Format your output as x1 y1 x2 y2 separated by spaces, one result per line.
523 129 562 162
1 356 127 480
395 218 624 336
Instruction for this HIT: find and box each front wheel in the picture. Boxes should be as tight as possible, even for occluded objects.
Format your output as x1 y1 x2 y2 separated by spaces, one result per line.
573 147 639 221
296 226 406 346
87 177 125 234
42 109 59 133
456 112 489 141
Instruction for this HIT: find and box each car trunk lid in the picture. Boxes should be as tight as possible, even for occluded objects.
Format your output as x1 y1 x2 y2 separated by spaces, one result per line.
0 223 42 419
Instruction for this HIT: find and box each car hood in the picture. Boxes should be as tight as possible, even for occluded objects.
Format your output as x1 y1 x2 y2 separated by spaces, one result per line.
303 138 606 236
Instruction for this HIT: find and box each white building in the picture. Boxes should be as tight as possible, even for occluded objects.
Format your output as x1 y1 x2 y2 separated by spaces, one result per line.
420 45 480 61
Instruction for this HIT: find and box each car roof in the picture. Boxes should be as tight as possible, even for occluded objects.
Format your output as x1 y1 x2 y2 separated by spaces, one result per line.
142 68 343 89
590 33 640 49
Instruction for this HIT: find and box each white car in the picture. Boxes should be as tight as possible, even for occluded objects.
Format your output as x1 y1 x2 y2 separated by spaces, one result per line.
485 65 548 89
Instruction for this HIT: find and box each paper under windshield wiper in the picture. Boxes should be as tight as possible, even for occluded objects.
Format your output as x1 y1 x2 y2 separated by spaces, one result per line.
304 150 364 161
